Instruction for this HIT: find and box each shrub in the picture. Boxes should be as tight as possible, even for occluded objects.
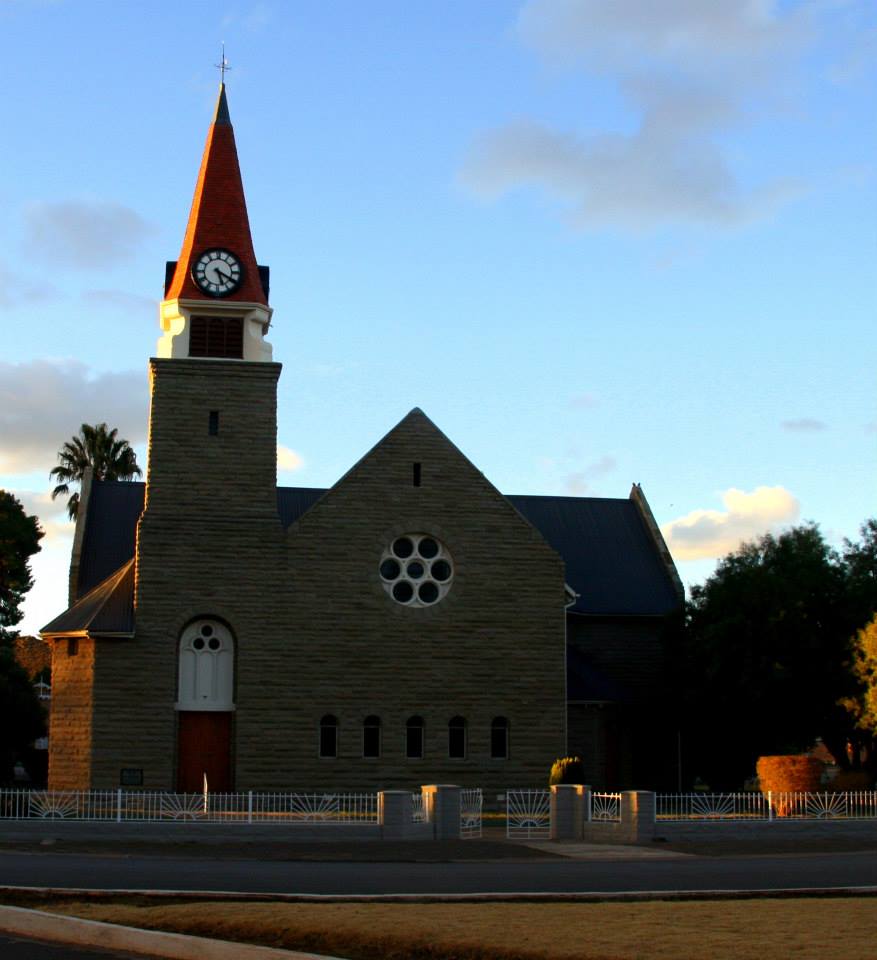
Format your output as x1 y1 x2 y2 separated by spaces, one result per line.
756 755 822 794
829 770 874 792
549 756 584 785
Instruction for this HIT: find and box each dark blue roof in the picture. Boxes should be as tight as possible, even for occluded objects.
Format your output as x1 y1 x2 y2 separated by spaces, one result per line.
507 495 680 617
72 482 679 618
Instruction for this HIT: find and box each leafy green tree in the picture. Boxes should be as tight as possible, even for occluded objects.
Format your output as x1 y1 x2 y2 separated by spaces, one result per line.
50 422 142 519
840 616 877 768
0 491 44 645
0 492 46 784
676 522 875 789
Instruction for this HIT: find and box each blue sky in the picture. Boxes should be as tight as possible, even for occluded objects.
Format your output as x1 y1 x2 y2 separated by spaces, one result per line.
2 0 875 633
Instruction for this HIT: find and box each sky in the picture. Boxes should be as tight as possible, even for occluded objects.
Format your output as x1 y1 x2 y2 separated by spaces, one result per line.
1 0 875 634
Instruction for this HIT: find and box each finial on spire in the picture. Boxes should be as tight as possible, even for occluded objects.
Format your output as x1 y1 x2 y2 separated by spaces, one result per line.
215 43 231 84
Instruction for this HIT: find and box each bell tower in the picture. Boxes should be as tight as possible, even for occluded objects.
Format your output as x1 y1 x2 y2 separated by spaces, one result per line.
133 80 284 791
158 83 273 362
140 81 281 522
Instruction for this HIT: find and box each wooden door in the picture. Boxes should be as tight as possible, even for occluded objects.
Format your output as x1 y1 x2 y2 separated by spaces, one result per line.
177 711 232 792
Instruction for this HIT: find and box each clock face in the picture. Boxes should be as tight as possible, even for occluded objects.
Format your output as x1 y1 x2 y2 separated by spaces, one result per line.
192 249 243 296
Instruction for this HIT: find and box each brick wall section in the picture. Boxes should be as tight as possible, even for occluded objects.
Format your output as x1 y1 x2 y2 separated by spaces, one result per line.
235 409 567 795
87 390 567 791
143 359 281 519
87 358 286 788
567 616 665 700
48 638 93 789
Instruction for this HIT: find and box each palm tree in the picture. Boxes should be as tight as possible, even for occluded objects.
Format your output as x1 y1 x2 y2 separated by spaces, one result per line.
50 423 142 520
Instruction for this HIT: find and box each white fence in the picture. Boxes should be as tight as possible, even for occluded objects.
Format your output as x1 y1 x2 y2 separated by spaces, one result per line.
591 791 621 822
506 788 550 838
0 789 378 823
655 790 877 822
461 787 483 839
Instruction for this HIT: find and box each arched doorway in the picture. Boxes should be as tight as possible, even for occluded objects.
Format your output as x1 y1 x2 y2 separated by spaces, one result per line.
175 619 234 792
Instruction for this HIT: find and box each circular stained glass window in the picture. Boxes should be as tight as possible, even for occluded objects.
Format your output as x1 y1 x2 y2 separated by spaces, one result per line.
380 534 453 607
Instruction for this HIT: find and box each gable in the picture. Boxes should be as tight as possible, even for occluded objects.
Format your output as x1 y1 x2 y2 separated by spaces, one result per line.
67 420 680 618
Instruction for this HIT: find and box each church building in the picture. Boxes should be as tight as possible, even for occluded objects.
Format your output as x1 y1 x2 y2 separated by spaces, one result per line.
41 85 683 796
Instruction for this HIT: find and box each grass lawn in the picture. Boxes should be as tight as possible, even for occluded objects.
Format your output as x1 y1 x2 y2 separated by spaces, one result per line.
39 896 877 960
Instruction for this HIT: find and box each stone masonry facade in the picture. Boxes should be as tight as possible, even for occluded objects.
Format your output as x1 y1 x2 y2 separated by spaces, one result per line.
69 356 568 795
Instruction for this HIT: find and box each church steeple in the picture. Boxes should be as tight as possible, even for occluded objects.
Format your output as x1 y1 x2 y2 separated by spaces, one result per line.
158 83 273 361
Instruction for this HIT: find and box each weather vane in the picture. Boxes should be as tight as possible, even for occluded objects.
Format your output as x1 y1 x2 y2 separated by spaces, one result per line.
216 43 231 84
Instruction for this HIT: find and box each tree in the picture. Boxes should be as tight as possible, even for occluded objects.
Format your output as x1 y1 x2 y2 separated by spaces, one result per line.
840 616 877 768
675 522 875 789
50 422 142 519
0 491 43 645
0 492 46 784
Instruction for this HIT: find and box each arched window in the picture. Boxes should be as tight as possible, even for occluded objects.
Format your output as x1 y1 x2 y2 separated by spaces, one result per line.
448 716 467 759
177 620 234 710
406 715 425 759
319 714 338 759
490 716 509 759
363 715 381 758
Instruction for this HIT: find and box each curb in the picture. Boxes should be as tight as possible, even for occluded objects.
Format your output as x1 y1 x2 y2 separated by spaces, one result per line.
3 883 877 903
0 904 341 960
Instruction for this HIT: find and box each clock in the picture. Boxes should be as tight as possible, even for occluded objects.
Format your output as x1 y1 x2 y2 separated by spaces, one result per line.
192 249 243 296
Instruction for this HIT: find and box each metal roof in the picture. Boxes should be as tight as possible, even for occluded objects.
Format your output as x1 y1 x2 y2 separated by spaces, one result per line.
507 495 681 617
42 559 135 637
63 480 679 632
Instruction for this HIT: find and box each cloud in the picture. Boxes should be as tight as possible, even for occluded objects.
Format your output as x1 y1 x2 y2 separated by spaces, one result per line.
277 444 304 473
564 454 616 494
0 360 148 475
23 201 154 269
10 490 73 544
0 261 59 308
661 485 800 561
81 289 157 313
781 418 827 432
569 392 598 409
517 0 804 70
461 0 809 229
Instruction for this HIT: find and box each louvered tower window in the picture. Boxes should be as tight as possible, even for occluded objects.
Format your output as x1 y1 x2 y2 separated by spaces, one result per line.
189 316 243 359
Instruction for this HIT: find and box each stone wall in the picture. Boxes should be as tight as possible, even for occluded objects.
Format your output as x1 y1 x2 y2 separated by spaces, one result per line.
48 638 93 789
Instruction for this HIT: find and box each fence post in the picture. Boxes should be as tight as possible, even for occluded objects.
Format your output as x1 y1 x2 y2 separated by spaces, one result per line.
247 790 253 824
550 784 585 841
768 790 773 822
378 790 413 840
584 785 592 823
620 791 656 843
422 784 462 840
116 788 122 823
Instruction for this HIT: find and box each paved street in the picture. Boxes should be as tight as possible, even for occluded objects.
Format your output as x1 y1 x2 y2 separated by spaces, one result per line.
1 933 154 959
1 849 876 896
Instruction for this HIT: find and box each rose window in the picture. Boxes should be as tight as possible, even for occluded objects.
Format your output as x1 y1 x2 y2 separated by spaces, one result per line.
380 535 453 607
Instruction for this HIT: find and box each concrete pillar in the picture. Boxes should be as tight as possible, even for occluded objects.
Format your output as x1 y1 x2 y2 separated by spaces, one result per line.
378 790 413 840
550 784 586 840
422 784 461 840
620 790 655 843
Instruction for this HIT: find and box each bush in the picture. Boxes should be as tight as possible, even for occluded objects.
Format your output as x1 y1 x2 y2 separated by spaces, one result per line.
756 755 822 794
549 756 584 785
829 770 874 792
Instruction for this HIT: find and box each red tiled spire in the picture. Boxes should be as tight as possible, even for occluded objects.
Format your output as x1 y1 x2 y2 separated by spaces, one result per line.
165 85 266 304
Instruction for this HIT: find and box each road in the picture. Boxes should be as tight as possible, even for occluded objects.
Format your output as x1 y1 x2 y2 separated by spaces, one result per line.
1 850 876 895
1 933 152 959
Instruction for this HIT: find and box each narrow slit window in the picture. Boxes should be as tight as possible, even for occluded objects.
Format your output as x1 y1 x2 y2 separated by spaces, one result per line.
67 638 79 657
406 715 425 759
363 715 381 758
319 714 338 759
208 411 219 436
448 716 467 759
490 716 509 759
413 462 421 487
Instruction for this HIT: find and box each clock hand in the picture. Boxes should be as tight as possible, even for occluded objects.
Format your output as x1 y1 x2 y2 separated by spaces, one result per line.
214 265 231 282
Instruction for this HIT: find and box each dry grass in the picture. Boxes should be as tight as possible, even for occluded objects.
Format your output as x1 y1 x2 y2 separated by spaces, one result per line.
42 897 877 960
